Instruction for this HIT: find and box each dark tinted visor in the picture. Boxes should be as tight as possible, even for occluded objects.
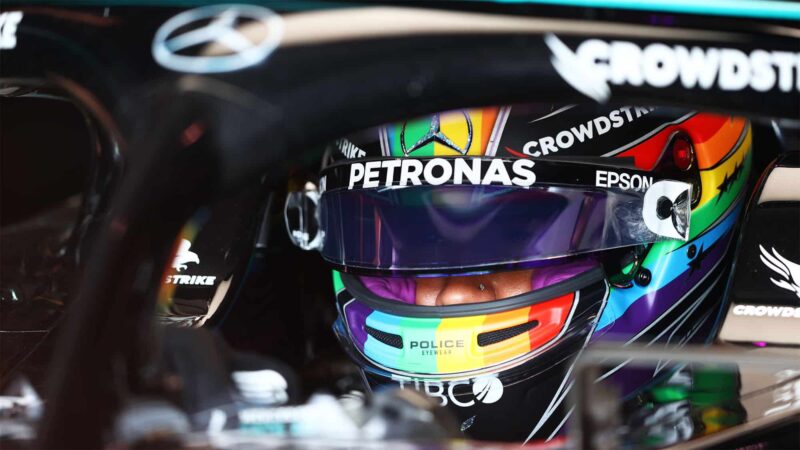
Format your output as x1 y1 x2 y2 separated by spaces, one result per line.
319 182 688 272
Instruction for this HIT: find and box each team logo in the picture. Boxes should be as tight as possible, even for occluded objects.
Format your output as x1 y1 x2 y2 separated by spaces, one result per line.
166 239 216 286
172 239 200 272
471 375 504 404
595 169 653 191
732 304 800 318
545 34 611 102
395 375 504 408
520 106 655 157
400 112 473 156
759 245 800 298
345 158 536 189
152 4 283 73
546 34 800 102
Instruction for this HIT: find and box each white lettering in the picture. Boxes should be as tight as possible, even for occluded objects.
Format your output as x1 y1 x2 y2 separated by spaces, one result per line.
453 158 481 185
511 159 536 187
481 159 513 186
448 380 475 408
362 161 382 189
610 41 643 86
522 106 650 158
608 110 624 128
423 381 448 407
675 46 720 89
392 376 503 408
336 139 366 159
0 12 23 50
576 39 610 81
571 121 594 142
346 159 538 189
165 274 217 286
522 140 539 157
718 48 750 91
771 51 796 92
750 50 776 92
596 170 607 187
539 136 558 156
642 43 679 87
732 304 800 318
595 170 653 192
423 158 452 186
382 159 401 186
555 130 574 148
607 171 619 186
572 39 800 94
594 115 611 135
349 163 364 190
399 159 423 186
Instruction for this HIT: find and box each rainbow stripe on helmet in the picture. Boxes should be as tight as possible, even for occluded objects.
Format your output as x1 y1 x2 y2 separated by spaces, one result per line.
382 108 502 157
335 272 608 376
598 115 751 332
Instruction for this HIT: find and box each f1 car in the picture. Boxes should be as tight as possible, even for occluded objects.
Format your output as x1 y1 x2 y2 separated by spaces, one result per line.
0 0 798 448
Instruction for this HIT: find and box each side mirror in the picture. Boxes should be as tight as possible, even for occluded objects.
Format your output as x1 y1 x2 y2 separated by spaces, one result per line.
284 181 324 251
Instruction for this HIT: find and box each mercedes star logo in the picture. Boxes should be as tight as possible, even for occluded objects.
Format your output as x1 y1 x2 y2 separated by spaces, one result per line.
400 111 474 156
152 4 283 74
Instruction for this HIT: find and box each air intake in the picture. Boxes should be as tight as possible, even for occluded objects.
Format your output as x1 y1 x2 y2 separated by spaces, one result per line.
365 325 403 349
477 320 539 347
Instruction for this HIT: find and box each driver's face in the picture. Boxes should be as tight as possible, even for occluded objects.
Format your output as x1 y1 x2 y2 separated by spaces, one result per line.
415 269 534 306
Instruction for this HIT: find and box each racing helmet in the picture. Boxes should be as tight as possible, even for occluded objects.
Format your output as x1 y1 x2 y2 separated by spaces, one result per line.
286 104 751 442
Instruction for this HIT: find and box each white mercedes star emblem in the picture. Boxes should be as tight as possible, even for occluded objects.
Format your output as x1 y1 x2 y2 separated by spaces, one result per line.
152 4 283 74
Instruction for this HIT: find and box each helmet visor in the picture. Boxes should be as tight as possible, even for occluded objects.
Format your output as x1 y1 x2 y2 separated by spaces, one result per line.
319 158 691 272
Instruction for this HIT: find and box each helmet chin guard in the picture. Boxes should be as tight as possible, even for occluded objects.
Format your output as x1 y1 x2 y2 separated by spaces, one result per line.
335 267 608 379
332 267 610 442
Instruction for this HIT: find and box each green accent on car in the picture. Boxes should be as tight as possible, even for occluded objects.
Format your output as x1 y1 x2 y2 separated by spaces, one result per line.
483 0 800 20
332 270 345 294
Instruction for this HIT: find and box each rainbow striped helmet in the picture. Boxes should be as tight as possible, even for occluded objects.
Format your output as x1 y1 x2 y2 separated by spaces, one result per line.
287 103 750 442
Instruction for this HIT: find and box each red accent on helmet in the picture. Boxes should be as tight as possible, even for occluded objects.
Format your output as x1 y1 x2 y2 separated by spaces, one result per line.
672 135 694 171
615 114 731 170
527 292 574 351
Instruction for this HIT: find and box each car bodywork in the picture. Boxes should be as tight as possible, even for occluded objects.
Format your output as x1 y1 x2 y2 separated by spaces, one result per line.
0 1 798 448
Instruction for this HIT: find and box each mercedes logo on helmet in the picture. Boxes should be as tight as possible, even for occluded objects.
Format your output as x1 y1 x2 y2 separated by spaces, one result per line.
152 4 283 74
400 111 474 156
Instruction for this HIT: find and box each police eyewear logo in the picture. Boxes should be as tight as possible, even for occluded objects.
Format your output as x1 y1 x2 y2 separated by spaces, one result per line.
409 339 465 356
152 4 283 73
395 375 504 408
546 34 800 102
401 112 473 156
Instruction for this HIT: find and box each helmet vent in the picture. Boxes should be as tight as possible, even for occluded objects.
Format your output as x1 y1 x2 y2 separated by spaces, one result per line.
477 320 539 347
365 325 403 349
